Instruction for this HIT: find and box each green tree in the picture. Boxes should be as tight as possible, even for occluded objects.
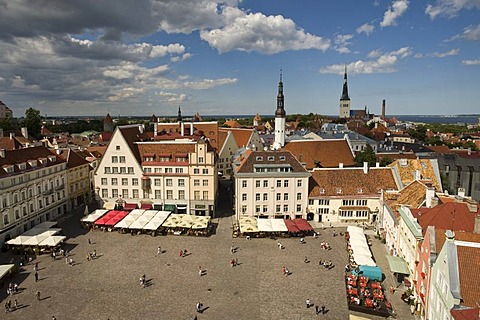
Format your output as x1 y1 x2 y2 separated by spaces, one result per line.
21 108 42 139
379 156 393 167
0 117 15 131
354 144 377 167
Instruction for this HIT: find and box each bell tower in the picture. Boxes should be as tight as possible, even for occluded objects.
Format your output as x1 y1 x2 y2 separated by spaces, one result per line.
339 65 351 118
273 69 286 150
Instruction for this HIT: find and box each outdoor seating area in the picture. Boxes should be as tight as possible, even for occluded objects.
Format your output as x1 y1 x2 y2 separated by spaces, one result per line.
235 217 314 238
346 226 376 268
6 222 66 255
346 273 393 318
81 209 212 236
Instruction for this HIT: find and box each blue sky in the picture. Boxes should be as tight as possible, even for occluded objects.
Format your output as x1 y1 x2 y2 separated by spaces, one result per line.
0 0 479 117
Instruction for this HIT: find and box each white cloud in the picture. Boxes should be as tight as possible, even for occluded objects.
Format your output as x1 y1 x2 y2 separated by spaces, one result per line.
463 24 480 41
199 7 330 54
426 0 480 19
171 53 193 62
432 48 460 57
184 78 238 89
367 49 382 58
155 91 187 103
334 34 353 54
320 47 412 74
356 23 375 35
380 0 409 27
462 59 480 65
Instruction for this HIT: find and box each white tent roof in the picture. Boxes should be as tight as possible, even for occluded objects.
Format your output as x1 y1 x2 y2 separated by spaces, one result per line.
81 209 108 222
7 236 31 246
114 215 136 229
347 226 365 234
143 220 164 230
257 219 273 232
142 210 157 218
23 234 49 246
351 246 372 257
352 253 376 267
0 264 14 280
23 228 61 237
270 219 288 232
103 202 115 210
129 215 152 229
38 235 66 247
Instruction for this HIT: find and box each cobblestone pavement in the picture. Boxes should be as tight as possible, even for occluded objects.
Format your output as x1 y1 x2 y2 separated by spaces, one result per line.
1 212 413 320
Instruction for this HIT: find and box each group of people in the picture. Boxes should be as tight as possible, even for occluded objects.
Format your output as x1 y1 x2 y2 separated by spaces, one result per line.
6 282 19 295
4 299 18 313
86 250 97 261
319 260 334 269
320 242 331 250
305 299 327 315
179 248 189 257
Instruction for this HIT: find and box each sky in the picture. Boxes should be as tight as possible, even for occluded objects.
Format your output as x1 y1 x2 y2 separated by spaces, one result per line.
0 0 479 117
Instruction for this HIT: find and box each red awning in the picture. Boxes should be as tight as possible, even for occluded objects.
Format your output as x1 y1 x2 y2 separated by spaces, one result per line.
293 218 314 231
94 210 123 225
124 203 137 210
140 203 152 210
284 219 300 232
104 211 130 226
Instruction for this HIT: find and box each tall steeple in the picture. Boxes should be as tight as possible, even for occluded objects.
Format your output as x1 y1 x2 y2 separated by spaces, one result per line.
341 65 350 101
177 105 182 122
339 65 351 118
273 69 286 150
275 69 286 117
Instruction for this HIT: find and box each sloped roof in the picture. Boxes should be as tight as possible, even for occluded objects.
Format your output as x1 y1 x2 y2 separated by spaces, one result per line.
451 307 480 320
217 130 229 153
428 145 452 154
156 122 219 150
0 146 66 177
118 126 151 163
55 149 90 169
386 180 429 211
417 202 479 233
220 128 254 149
0 137 22 150
389 158 442 191
309 167 399 197
224 120 241 128
137 143 196 164
282 139 355 169
457 245 480 308
104 113 113 124
235 150 307 174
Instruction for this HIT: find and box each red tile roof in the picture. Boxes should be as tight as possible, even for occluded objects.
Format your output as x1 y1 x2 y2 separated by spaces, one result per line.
451 307 480 320
417 202 480 233
235 150 307 174
219 128 254 149
0 146 66 177
457 245 480 308
282 139 355 169
309 167 398 197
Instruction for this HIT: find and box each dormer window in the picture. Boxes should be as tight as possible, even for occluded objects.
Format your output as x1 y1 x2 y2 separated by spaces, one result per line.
319 188 325 194
256 156 263 161
48 155 56 162
39 158 47 165
17 163 26 170
357 188 363 194
279 156 286 161
3 165 14 173
144 157 154 162
28 160 37 167
336 188 342 194
267 156 274 161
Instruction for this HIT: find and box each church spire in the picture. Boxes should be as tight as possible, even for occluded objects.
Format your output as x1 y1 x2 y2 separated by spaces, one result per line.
275 68 285 117
177 105 182 122
340 65 350 101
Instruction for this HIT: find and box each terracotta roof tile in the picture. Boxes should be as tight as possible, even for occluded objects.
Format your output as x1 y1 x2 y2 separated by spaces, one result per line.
389 180 429 211
0 137 22 150
457 245 480 308
224 120 241 128
309 167 398 197
451 307 480 320
156 122 219 150
428 145 452 154
389 159 442 191
219 128 254 149
218 130 228 152
417 202 479 233
0 146 66 177
282 139 355 169
137 143 196 164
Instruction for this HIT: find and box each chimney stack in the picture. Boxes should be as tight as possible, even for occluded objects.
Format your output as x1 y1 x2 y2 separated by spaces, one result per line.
381 99 386 120
426 187 435 208
475 215 480 234
339 162 344 168
363 162 369 174
21 127 28 138
9 132 15 139
467 148 471 156
0 149 5 158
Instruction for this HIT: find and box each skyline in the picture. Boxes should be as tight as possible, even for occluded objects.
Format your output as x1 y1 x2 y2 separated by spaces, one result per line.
0 1 479 117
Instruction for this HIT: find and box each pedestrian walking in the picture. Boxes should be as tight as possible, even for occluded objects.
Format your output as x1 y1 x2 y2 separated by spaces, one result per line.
157 246 162 256
305 299 311 308
315 305 320 315
35 272 39 282
321 305 326 314
69 258 74 266
36 291 41 301
52 316 57 320
198 266 202 276
65 257 68 264
88 238 91 245
282 266 286 275
196 302 203 313
13 283 18 293
183 248 188 256
4 301 9 313
34 262 39 271
14 299 18 310
179 250 183 257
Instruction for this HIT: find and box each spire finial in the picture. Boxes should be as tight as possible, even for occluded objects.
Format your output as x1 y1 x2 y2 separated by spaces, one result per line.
280 68 283 83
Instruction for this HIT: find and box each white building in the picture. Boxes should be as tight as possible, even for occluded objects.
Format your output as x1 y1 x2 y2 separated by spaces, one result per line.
232 150 310 220
94 124 217 216
0 146 69 246
307 164 400 225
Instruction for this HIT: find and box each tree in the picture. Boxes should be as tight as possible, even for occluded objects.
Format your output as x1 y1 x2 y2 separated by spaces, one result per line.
0 117 16 131
379 156 393 167
354 144 377 167
21 108 42 139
